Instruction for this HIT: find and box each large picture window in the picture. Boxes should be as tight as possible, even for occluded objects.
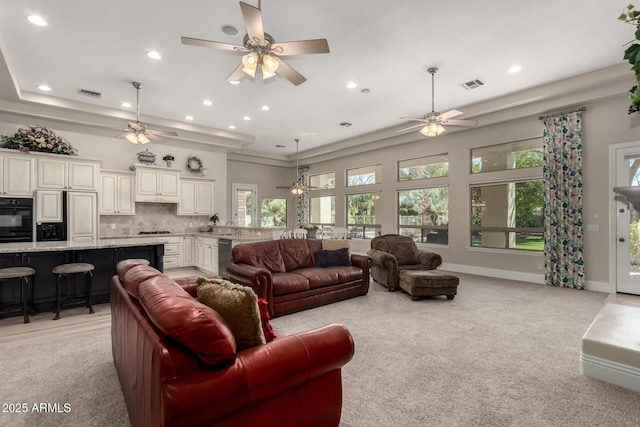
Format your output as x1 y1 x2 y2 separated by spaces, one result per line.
398 187 449 244
260 198 286 227
398 155 448 181
470 180 544 250
309 196 335 226
346 193 381 238
347 165 382 187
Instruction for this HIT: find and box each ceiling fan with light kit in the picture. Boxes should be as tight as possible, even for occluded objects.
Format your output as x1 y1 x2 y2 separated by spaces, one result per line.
398 67 477 137
277 139 318 194
181 0 329 86
118 82 178 144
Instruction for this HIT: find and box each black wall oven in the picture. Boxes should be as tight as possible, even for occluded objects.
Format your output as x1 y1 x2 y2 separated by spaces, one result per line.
0 198 33 243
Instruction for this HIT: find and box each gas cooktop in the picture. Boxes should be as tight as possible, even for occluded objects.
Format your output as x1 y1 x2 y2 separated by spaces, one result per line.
138 231 173 235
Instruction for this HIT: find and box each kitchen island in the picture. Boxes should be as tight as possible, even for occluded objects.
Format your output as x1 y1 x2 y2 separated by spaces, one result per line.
0 238 166 319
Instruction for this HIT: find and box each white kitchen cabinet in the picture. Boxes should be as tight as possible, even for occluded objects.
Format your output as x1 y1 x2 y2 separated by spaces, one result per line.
135 165 180 203
100 171 135 215
182 236 195 266
163 236 181 268
35 190 63 222
195 237 204 269
197 237 218 274
0 153 35 196
67 191 97 242
178 179 215 215
37 157 99 191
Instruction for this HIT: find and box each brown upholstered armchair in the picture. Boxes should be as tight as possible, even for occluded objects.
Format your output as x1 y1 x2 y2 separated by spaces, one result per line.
368 234 442 291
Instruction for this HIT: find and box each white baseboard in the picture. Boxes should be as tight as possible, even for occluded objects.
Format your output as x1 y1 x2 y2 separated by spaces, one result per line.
440 263 612 293
580 353 640 393
440 263 544 284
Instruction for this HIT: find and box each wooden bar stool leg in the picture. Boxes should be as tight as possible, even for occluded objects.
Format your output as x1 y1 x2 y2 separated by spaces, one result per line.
53 274 62 320
28 275 36 316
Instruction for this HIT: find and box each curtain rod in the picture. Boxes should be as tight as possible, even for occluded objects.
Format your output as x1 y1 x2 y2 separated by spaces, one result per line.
538 106 586 120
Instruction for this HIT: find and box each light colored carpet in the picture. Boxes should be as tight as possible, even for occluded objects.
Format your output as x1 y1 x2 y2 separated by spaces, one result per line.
0 273 639 426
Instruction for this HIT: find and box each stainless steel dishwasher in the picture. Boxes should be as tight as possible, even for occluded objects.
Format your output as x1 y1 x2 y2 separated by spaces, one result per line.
217 238 233 279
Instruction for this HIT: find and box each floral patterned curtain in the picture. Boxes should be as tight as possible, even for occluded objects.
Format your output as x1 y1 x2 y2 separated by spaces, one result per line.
296 166 309 227
543 111 584 289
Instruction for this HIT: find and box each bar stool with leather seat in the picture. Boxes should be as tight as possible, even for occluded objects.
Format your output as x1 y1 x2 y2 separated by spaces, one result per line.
52 262 95 320
0 267 36 323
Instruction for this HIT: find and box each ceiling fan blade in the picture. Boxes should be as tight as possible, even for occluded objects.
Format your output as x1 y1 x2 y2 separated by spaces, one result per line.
181 37 244 52
276 58 307 86
272 39 330 56
128 121 144 131
148 129 179 137
276 186 293 189
399 117 428 123
240 2 265 45
226 63 246 82
442 119 478 127
145 133 167 143
437 109 463 120
396 123 426 133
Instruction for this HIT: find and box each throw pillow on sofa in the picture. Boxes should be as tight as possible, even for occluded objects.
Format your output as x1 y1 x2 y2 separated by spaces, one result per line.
196 277 266 350
314 247 351 268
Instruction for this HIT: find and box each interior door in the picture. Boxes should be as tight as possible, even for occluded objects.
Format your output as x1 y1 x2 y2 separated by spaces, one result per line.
615 147 640 294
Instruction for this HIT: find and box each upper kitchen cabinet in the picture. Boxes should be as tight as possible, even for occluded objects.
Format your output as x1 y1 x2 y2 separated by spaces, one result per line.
0 153 35 196
134 165 180 203
37 157 100 191
178 178 215 215
100 170 135 215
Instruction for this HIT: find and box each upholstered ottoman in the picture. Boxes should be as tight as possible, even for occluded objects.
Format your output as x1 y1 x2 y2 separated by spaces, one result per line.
398 270 459 301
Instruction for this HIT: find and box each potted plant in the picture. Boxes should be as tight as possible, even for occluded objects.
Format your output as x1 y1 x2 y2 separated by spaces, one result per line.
301 223 319 239
210 213 220 226
162 154 175 167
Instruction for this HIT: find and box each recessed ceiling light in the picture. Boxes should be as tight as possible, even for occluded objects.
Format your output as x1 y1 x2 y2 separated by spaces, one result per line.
203 100 213 106
508 65 522 74
228 125 236 129
275 144 285 148
121 102 132 108
38 84 51 92
185 115 194 121
261 105 270 111
360 88 371 94
346 81 357 89
229 80 241 85
27 15 47 26
243 116 251 121
221 25 239 36
147 50 162 60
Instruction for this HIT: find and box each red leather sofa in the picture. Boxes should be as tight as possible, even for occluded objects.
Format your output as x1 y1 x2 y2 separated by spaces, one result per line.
111 259 355 427
226 239 372 318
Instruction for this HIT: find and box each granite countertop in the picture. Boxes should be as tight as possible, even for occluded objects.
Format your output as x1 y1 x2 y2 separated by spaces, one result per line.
0 237 170 253
100 233 270 242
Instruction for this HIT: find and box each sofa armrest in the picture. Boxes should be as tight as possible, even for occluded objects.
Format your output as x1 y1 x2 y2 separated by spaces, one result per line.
350 253 372 271
416 250 442 270
164 324 354 424
367 248 398 272
225 262 273 302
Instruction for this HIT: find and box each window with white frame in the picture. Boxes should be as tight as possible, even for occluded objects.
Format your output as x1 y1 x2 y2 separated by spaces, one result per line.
346 165 382 186
398 187 449 244
309 195 335 226
346 192 381 238
398 154 448 181
260 198 287 227
309 172 335 190
469 138 544 251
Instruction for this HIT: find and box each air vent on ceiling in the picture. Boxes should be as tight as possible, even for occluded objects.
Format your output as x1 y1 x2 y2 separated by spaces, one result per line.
460 79 485 90
77 88 102 99
339 122 352 127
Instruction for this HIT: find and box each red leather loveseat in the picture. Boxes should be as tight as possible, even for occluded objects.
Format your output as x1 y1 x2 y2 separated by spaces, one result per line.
111 259 355 427
226 239 372 318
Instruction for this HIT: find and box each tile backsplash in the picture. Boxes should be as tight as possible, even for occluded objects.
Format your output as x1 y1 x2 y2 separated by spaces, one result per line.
99 203 210 236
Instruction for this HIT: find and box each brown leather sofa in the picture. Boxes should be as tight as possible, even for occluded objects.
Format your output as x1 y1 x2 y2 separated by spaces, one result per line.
368 234 442 291
111 259 355 427
226 239 371 318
